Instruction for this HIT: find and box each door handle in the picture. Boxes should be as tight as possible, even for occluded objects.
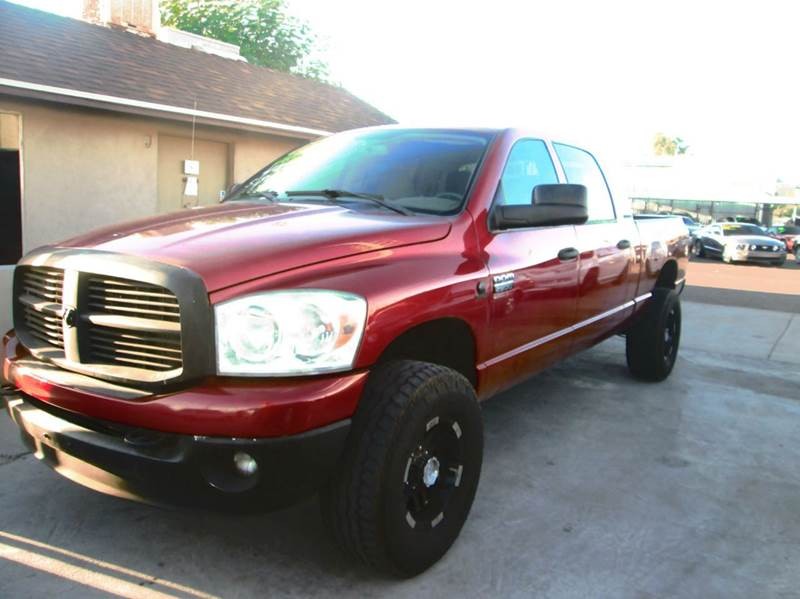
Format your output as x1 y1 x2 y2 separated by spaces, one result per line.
557 247 579 261
617 239 631 250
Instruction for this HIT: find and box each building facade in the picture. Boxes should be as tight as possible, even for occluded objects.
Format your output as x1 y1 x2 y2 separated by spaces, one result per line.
0 1 394 335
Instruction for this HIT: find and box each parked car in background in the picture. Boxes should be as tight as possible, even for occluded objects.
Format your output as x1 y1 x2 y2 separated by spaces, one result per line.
680 215 700 235
766 224 800 253
725 215 762 226
692 222 787 266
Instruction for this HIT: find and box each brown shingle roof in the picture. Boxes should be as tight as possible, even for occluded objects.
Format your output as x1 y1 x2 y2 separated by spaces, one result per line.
0 0 395 133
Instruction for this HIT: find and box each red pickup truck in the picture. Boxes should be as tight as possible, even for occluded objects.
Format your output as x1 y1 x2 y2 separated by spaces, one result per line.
2 127 688 576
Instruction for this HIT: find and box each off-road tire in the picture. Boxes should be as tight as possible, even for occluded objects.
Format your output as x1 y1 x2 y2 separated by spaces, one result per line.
321 360 483 577
626 288 681 382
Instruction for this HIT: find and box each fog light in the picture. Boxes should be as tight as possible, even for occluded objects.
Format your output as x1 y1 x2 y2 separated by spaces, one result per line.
233 452 258 476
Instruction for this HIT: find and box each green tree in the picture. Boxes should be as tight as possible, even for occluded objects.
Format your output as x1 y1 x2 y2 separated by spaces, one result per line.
653 132 689 156
160 0 329 80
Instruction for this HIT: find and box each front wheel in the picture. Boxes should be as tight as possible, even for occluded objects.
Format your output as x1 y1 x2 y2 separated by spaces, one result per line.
626 288 681 381
691 240 705 258
321 360 483 577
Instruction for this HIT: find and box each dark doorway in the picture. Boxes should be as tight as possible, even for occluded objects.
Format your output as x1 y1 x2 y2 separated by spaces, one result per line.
0 149 22 264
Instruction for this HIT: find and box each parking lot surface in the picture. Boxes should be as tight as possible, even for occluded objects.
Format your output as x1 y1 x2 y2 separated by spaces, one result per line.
1 287 798 597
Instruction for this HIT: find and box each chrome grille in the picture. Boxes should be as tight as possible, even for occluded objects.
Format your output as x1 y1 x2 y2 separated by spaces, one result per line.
85 275 182 372
19 267 64 348
87 325 183 372
87 276 180 322
15 267 183 376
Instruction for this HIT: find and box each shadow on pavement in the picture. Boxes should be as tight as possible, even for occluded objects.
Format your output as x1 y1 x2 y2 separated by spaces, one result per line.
683 286 800 313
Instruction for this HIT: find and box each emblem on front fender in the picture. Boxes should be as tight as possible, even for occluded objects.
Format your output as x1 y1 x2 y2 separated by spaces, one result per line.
492 273 515 294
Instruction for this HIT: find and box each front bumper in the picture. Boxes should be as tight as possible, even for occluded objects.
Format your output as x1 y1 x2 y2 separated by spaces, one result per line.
3 331 367 438
4 391 350 509
729 249 786 263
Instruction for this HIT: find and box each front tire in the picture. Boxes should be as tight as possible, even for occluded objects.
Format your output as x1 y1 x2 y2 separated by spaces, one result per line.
626 288 681 381
691 240 705 258
321 360 483 577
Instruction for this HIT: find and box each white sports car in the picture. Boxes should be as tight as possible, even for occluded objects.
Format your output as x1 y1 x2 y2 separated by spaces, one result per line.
691 222 787 266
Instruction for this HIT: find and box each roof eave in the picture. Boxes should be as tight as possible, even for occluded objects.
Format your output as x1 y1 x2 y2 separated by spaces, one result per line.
0 78 331 140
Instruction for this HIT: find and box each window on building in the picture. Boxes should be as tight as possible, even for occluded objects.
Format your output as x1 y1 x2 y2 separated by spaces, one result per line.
553 143 615 222
494 139 559 206
0 113 22 265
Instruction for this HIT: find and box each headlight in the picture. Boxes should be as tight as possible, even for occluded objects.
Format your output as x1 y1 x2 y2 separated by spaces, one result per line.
749 244 757 251
215 290 367 375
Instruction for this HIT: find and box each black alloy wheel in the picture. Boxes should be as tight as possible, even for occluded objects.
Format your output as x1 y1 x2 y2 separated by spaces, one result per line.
626 287 682 381
321 360 483 577
402 414 464 531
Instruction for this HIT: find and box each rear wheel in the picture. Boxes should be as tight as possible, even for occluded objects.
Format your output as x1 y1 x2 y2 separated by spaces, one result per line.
626 288 681 382
321 360 483 577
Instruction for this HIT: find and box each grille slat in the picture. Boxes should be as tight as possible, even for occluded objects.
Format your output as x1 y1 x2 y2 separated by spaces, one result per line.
87 301 179 320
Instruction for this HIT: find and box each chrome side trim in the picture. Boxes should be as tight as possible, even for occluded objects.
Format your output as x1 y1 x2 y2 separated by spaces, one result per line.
634 292 652 303
480 300 635 369
674 277 686 287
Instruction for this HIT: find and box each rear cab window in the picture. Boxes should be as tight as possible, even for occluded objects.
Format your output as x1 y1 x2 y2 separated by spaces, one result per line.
553 143 615 222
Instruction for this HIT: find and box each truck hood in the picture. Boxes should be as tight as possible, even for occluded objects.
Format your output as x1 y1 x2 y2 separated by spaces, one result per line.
58 202 452 291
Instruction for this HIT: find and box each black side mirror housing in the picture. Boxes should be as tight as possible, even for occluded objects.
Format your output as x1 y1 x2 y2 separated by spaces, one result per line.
492 184 589 230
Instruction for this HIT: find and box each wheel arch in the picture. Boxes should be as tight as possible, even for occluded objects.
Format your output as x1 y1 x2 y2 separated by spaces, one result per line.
655 259 678 289
375 317 477 387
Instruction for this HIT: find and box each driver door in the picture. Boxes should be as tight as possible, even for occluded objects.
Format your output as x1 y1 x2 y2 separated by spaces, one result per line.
481 139 581 397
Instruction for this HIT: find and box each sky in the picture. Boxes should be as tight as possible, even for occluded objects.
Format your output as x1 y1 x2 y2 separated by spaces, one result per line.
10 0 800 189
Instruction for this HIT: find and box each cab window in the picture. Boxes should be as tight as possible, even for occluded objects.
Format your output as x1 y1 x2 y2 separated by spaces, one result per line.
553 143 615 222
494 139 558 206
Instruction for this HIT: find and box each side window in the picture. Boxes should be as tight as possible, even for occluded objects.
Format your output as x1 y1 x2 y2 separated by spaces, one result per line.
553 143 615 222
495 139 558 206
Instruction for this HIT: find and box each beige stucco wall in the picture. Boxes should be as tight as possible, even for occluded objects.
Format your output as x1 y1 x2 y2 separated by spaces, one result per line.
0 98 308 337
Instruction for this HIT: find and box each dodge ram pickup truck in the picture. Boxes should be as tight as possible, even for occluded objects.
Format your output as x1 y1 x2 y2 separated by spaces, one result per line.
2 127 688 577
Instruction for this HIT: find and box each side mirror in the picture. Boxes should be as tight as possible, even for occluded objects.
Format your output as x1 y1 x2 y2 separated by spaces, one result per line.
492 184 588 230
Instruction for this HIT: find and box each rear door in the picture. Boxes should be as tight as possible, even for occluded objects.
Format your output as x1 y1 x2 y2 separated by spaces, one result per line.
553 143 636 352
482 139 581 395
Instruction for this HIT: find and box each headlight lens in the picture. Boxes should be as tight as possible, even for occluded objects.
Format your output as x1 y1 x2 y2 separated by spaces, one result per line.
215 290 367 375
749 244 757 251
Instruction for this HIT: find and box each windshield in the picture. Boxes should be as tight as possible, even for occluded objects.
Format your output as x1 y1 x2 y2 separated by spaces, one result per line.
722 223 765 236
227 129 494 215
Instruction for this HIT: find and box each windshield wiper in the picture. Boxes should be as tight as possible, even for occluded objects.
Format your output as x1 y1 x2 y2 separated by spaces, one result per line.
226 189 280 203
285 189 413 216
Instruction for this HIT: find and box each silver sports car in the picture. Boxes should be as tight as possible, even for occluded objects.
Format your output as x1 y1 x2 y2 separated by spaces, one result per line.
691 222 787 266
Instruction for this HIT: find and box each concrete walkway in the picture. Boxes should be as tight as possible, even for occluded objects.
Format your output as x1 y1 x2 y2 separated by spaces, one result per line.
682 302 800 365
0 301 797 598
